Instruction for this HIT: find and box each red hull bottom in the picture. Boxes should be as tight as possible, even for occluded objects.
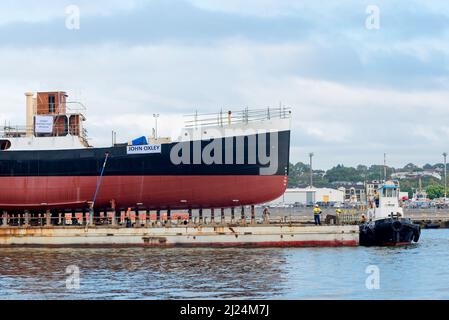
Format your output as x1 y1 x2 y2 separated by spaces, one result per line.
0 240 358 248
142 240 359 248
0 175 287 210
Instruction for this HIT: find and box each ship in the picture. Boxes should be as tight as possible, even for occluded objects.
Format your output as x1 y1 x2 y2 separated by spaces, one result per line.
360 180 420 246
0 91 291 213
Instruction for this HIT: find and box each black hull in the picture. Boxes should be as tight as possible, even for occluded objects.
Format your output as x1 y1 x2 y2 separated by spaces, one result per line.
0 130 290 177
0 130 291 210
360 218 421 247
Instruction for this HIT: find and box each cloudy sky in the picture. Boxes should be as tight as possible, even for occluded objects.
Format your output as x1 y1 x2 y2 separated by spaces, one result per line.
0 0 448 169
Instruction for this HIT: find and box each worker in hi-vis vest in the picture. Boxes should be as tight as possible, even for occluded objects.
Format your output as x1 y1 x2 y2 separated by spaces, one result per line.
335 208 342 225
313 204 322 226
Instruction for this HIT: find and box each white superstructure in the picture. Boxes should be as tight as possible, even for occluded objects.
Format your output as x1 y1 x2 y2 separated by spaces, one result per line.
367 180 404 221
0 91 89 151
179 108 291 141
2 135 88 151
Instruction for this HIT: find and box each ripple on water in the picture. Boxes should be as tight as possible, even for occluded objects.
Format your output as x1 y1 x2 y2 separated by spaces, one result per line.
0 229 448 299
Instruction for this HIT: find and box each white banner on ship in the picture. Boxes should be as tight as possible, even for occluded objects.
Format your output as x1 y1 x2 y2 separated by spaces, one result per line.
35 115 54 133
127 144 162 154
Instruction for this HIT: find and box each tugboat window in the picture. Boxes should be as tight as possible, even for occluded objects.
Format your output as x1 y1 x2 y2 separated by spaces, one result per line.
48 95 56 113
384 189 397 197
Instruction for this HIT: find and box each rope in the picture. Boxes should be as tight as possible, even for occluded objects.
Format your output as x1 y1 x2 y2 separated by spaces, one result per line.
86 152 110 227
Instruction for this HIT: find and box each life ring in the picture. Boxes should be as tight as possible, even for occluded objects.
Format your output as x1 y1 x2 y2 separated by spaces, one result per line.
392 220 402 232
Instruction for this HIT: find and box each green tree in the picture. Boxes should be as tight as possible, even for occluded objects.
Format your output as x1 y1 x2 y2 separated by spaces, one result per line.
288 162 330 188
398 179 416 199
288 162 315 187
325 165 363 183
426 185 445 199
364 165 394 181
287 161 443 192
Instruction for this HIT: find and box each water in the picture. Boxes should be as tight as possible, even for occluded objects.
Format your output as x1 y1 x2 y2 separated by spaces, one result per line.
1 229 449 300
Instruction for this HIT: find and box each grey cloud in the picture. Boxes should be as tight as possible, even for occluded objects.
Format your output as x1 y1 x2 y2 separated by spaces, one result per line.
0 1 448 169
0 0 448 91
0 0 312 47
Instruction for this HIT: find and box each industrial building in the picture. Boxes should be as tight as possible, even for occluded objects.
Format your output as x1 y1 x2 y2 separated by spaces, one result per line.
269 187 344 206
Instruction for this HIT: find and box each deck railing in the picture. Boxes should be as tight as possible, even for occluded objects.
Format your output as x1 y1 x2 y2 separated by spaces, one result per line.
184 106 292 128
0 124 88 142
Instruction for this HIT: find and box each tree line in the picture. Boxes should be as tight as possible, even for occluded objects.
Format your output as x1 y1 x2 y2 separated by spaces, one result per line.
288 162 447 199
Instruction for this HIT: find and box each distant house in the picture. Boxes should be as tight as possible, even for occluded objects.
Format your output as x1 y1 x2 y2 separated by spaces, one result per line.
391 170 441 180
337 185 366 203
366 180 382 197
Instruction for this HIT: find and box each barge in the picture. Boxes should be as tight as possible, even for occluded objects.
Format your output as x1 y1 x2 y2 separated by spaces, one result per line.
0 224 359 247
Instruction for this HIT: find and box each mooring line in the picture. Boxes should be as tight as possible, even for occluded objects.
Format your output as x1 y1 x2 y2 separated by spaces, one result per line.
86 152 110 229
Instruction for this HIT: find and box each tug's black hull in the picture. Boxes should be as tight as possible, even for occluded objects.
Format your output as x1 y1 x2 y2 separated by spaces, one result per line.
360 218 421 246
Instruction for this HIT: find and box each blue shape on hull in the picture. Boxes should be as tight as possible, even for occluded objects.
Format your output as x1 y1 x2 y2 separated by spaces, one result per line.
132 136 148 146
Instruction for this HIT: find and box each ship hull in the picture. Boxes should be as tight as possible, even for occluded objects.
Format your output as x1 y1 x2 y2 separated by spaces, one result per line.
0 175 287 210
359 218 421 246
0 130 290 210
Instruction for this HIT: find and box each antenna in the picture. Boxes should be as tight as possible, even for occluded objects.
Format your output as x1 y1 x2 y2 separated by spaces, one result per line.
153 114 159 140
309 152 314 188
383 153 387 181
443 152 447 200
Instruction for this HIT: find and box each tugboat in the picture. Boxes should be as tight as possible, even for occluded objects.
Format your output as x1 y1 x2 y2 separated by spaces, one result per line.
360 180 420 246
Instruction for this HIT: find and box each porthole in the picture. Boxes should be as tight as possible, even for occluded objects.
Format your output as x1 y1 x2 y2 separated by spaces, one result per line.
0 140 11 150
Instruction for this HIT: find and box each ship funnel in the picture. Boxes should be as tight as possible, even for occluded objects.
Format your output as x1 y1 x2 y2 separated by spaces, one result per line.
25 92 35 137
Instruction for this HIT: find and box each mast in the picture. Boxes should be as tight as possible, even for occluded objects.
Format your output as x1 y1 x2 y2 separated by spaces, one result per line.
309 152 314 188
443 152 447 199
419 176 422 193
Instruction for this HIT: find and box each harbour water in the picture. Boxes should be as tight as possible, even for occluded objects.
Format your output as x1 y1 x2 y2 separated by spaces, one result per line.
1 229 448 300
